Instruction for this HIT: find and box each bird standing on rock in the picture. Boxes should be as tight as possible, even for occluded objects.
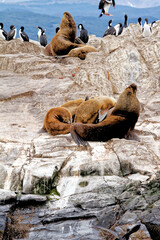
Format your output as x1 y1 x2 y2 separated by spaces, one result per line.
36 26 47 47
19 26 29 42
0 23 7 40
7 25 17 41
78 24 89 43
103 22 122 37
118 14 128 36
56 27 60 33
107 19 113 29
142 18 152 37
138 17 142 30
99 0 115 17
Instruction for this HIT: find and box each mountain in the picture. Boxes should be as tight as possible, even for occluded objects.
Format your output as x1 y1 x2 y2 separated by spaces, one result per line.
0 0 160 8
117 0 160 8
1 2 160 17
0 3 159 40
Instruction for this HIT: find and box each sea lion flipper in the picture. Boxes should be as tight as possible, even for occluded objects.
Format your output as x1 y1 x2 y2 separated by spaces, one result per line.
76 132 89 147
70 126 88 147
38 126 47 134
124 130 140 142
55 55 70 59
122 224 141 239
98 109 108 122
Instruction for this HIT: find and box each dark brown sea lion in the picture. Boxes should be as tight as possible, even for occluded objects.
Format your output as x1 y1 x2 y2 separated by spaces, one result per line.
74 96 116 124
70 84 140 146
43 107 72 136
44 12 97 60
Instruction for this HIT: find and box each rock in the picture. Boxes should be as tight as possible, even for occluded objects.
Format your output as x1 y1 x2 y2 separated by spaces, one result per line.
18 194 47 204
114 223 151 240
0 189 16 204
0 205 11 234
56 175 128 209
127 173 150 182
118 211 139 225
0 22 160 239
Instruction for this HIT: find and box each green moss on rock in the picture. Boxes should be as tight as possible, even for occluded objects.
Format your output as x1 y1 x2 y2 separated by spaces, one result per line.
31 170 60 196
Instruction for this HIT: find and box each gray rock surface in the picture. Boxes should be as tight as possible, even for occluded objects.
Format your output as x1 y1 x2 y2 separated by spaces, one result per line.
0 22 160 239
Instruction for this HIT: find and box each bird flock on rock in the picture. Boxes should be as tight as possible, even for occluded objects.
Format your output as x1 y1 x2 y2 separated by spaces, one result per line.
0 23 48 46
99 0 156 37
0 21 90 46
0 0 158 46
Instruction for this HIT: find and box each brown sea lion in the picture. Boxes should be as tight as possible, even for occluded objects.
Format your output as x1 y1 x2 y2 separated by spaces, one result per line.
61 98 85 120
70 84 140 146
44 12 97 60
43 107 72 136
74 96 116 124
66 45 98 60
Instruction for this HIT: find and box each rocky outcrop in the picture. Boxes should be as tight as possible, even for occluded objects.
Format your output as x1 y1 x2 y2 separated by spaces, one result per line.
0 22 160 239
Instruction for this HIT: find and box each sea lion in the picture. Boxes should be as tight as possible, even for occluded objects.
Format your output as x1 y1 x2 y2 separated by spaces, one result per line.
44 12 97 60
70 84 140 146
66 45 98 60
61 98 85 121
43 107 72 136
74 96 116 124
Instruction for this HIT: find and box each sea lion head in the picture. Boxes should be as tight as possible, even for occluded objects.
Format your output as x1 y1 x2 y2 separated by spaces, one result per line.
114 83 140 114
57 107 72 124
127 83 137 95
60 12 77 41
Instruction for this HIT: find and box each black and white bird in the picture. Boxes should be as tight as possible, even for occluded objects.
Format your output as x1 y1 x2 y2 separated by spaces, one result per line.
118 14 128 35
103 22 122 37
142 18 152 37
138 17 142 27
0 23 7 40
151 20 157 27
19 26 29 42
36 26 43 41
56 27 60 33
107 19 113 29
138 17 143 31
7 25 17 41
99 0 115 18
103 20 112 36
78 24 89 43
36 26 47 47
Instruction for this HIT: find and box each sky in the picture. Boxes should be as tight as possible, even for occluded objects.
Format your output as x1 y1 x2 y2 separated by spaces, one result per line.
0 0 160 8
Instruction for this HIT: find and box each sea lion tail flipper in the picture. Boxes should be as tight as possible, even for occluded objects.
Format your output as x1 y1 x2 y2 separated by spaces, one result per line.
70 126 88 147
76 132 89 147
124 130 140 142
